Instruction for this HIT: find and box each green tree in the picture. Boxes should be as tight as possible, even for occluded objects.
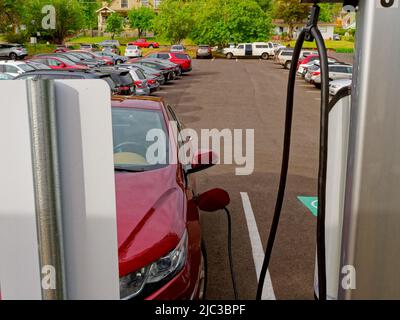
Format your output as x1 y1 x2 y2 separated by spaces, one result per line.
128 6 156 38
22 0 85 43
190 0 272 47
154 0 194 44
255 0 273 12
105 12 124 39
79 0 100 32
272 0 310 39
319 3 342 23
0 0 26 32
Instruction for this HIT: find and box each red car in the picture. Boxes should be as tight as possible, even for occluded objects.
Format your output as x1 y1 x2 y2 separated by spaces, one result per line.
112 96 216 300
30 56 89 71
129 39 160 49
53 45 70 53
146 52 192 73
297 54 339 69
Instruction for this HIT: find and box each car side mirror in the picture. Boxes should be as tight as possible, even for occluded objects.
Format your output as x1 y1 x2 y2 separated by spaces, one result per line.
197 188 230 212
186 150 218 175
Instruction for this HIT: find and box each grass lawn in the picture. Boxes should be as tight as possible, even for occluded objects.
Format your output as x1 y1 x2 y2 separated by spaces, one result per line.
284 39 354 52
26 44 57 56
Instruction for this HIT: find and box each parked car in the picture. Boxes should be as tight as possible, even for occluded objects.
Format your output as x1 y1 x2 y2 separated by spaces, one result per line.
102 44 121 55
125 44 142 58
171 44 186 53
142 57 182 77
297 56 340 77
94 51 128 65
0 73 14 80
35 52 100 68
25 60 52 70
0 60 35 77
306 63 353 88
273 44 287 54
80 43 100 51
145 52 192 73
72 50 114 66
65 51 106 66
115 65 151 96
276 50 294 69
30 56 90 71
277 49 317 70
130 39 160 49
297 53 339 69
98 40 121 47
0 43 28 60
196 45 212 59
54 45 72 53
93 67 136 96
111 96 216 299
13 69 118 94
123 63 166 85
333 34 341 41
329 79 352 96
222 42 275 60
274 47 293 62
129 60 176 82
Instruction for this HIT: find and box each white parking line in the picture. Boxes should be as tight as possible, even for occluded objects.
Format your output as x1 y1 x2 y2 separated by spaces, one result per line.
240 192 276 300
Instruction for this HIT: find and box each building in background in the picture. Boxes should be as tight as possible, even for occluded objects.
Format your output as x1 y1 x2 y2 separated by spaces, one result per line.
97 0 161 33
273 19 336 40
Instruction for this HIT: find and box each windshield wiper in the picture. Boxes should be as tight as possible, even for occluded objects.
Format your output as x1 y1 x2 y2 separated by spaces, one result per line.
114 167 146 173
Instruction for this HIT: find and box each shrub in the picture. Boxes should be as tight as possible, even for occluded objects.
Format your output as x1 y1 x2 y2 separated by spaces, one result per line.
4 32 29 44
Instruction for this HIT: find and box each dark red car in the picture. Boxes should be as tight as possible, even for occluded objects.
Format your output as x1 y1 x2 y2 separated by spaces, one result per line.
112 96 216 300
30 56 89 71
146 52 192 73
129 39 160 49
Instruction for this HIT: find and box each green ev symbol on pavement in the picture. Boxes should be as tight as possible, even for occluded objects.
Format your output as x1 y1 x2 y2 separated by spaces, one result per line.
297 196 318 217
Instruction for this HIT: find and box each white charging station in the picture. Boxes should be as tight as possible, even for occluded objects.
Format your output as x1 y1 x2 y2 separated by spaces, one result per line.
0 80 120 300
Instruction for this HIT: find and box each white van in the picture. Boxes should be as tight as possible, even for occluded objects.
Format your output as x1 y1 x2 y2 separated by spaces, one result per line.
222 42 275 60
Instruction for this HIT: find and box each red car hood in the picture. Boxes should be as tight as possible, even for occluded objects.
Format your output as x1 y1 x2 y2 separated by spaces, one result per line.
115 165 186 276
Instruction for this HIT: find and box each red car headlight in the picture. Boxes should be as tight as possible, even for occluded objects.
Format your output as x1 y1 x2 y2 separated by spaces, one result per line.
119 231 188 300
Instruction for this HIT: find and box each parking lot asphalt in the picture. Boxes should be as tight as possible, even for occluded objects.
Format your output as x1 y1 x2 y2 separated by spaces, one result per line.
155 58 325 300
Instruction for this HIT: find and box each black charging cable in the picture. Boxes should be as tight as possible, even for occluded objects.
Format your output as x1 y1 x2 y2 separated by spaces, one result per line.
224 207 238 300
256 4 329 301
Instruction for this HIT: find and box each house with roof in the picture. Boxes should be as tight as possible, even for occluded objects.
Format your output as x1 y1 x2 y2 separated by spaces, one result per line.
96 0 161 33
273 19 336 40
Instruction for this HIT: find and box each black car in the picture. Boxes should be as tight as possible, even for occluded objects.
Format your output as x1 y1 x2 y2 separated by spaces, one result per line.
13 70 119 94
93 67 136 96
129 60 175 83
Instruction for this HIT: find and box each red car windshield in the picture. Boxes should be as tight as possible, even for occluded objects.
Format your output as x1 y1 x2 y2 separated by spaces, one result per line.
49 56 77 65
174 53 190 60
112 108 169 171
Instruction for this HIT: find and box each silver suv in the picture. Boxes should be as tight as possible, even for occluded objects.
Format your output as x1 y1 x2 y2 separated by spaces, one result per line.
98 40 120 47
0 43 28 60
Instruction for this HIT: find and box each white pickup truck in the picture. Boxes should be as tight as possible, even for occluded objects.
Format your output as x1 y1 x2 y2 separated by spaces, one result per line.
222 42 275 60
